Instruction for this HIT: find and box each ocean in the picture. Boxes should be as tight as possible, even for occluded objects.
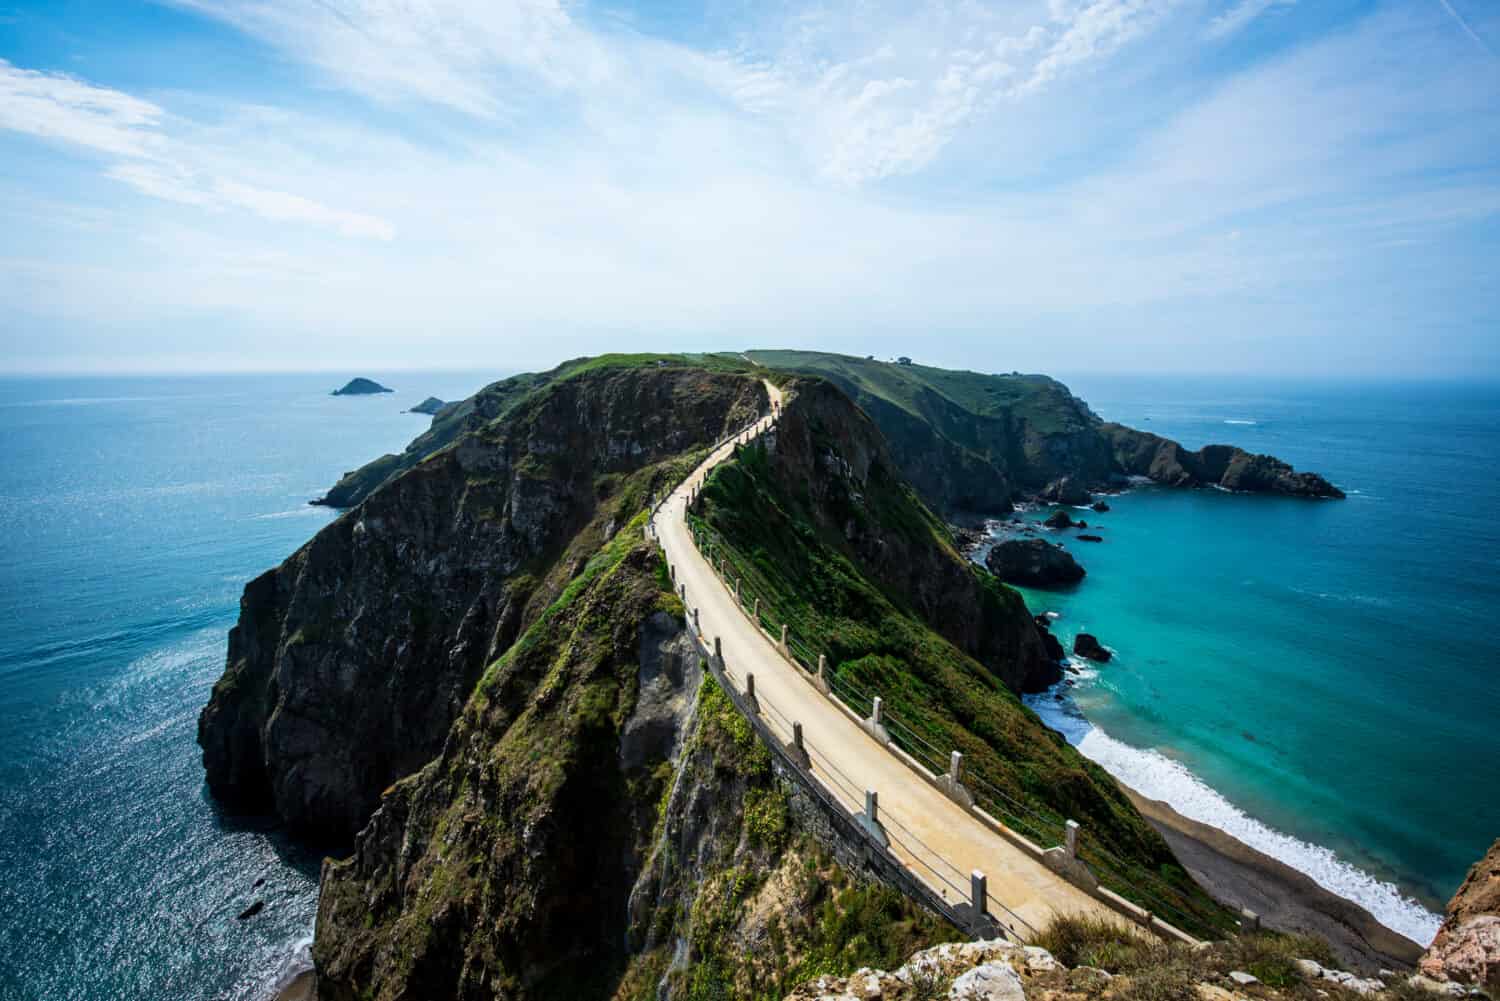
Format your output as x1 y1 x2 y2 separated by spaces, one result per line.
1002 375 1500 946
0 372 499 1001
0 372 1493 998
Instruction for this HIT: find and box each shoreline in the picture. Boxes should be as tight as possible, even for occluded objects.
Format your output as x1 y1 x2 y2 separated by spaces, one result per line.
1122 785 1424 973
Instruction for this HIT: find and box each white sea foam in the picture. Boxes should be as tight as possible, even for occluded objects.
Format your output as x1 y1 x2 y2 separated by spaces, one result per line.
253 506 332 520
1025 689 1443 946
1224 419 1258 425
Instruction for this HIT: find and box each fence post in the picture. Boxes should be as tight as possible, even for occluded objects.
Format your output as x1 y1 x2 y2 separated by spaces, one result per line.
714 636 723 664
734 576 741 603
679 583 685 601
971 870 988 918
693 608 701 633
871 696 883 726
865 789 878 824
815 653 830 693
1065 819 1079 858
1240 908 1260 932
752 597 759 622
783 719 810 770
669 563 675 582
778 624 789 656
950 751 963 784
745 672 759 713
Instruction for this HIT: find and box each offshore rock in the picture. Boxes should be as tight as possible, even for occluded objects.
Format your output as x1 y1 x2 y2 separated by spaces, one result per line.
984 539 1086 588
1073 634 1111 662
331 377 392 395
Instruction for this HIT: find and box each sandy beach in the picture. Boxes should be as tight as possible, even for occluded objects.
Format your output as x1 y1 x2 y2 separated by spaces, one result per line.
1124 788 1426 973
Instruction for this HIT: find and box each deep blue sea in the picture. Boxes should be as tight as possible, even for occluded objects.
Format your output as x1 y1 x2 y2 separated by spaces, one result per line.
0 373 1494 999
0 372 500 1001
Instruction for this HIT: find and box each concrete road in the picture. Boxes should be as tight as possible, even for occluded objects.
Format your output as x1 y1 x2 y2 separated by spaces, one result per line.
651 381 1121 938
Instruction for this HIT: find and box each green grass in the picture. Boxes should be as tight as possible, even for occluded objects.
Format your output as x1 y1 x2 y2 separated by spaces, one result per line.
745 349 1093 434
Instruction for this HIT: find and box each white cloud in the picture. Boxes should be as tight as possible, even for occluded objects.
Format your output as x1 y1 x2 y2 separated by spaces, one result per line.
0 59 395 240
1205 0 1296 41
0 59 165 158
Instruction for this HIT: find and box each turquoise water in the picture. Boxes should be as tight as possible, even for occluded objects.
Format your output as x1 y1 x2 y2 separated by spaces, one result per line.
0 373 1494 998
0 372 499 1001
994 377 1500 944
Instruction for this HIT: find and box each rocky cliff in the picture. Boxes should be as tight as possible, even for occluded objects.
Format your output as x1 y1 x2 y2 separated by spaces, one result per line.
312 524 956 1000
198 363 767 844
746 351 1343 512
745 377 1058 694
1421 840 1500 992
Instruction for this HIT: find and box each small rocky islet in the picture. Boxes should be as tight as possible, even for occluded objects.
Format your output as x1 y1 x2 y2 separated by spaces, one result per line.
330 377 393 396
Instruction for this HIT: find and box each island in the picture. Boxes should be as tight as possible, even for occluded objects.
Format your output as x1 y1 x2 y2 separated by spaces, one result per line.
331 377 393 396
406 396 445 415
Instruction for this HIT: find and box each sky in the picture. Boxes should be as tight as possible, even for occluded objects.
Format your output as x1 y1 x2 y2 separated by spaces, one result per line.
0 0 1496 377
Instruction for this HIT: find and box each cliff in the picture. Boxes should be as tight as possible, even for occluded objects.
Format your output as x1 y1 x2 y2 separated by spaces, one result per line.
198 362 767 844
1421 839 1500 992
312 523 956 1000
747 351 1343 512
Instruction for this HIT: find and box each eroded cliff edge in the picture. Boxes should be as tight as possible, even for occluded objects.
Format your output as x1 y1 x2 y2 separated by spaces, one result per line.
198 364 767 844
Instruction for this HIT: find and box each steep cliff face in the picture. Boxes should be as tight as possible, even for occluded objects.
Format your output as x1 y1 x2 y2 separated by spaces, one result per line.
721 377 1056 695
747 351 1343 512
198 365 767 844
312 526 955 1001
1421 839 1500 991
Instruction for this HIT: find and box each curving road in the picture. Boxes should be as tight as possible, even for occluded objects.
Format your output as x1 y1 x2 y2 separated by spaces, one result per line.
651 380 1122 938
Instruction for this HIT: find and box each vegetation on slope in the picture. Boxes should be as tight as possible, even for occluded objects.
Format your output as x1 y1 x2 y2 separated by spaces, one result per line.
687 381 1236 939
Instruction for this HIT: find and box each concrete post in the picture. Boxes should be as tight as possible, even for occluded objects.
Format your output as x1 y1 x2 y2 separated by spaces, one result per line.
752 597 760 621
693 608 700 632
734 577 741 603
1240 908 1260 932
714 636 723 664
679 583 685 600
745 672 757 712
669 563 675 582
871 696 883 726
865 789 878 824
949 751 964 784
1065 819 1080 858
816 653 829 692
971 871 988 918
779 624 789 655
793 722 804 754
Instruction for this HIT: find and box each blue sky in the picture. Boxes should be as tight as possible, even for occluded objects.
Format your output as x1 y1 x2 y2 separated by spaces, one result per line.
0 0 1496 375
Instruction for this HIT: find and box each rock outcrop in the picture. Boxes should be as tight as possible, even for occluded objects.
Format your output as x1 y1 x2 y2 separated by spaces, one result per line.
331 378 393 395
406 396 445 415
1102 426 1343 498
985 539 1086 588
1421 839 1500 992
1073 634 1111 663
199 365 767 843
